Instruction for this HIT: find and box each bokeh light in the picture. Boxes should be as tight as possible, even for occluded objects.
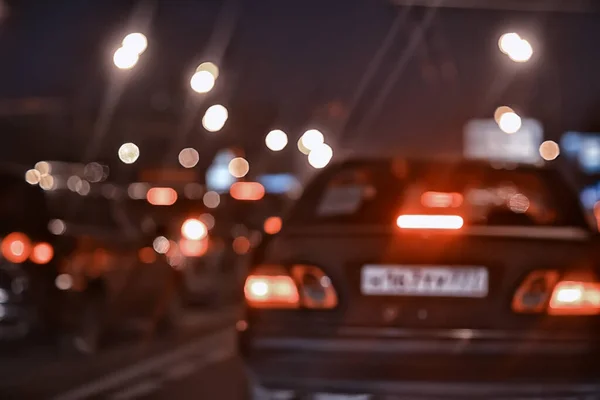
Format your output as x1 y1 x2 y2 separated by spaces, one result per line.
39 175 55 191
25 169 41 185
494 106 514 124
203 191 221 208
539 140 560 161
308 143 333 169
498 32 521 54
264 216 282 235
153 236 170 254
35 161 51 176
233 236 251 255
122 32 148 55
265 130 288 151
202 104 228 132
48 219 66 235
118 142 140 164
178 148 200 168
297 138 311 155
181 219 208 241
228 157 250 178
113 47 139 70
199 213 216 230
300 129 325 151
508 39 533 63
190 70 215 94
196 62 219 79
498 111 522 134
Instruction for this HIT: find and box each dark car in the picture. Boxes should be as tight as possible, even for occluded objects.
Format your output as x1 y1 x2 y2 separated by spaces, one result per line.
241 158 600 399
0 170 181 354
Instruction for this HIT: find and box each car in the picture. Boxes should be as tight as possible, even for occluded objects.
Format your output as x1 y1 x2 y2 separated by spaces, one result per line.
0 168 182 354
241 158 600 399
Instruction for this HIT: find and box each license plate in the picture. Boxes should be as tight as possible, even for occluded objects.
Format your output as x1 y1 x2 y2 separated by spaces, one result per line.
313 394 372 400
361 265 488 297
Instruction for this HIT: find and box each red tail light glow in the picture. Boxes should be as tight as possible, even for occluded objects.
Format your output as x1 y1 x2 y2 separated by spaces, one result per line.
421 192 463 208
230 182 265 201
179 238 209 257
244 274 300 308
30 242 54 264
549 281 600 315
396 214 464 230
1 232 32 263
245 265 338 309
147 187 178 206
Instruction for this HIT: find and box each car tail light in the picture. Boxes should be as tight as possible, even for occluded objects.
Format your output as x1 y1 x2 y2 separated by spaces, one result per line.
147 187 178 206
179 238 208 257
513 270 600 316
30 242 54 264
421 192 463 208
512 270 559 313
230 182 265 201
549 280 600 315
245 265 338 309
396 214 464 230
245 266 300 309
291 265 338 309
1 232 32 263
181 218 207 240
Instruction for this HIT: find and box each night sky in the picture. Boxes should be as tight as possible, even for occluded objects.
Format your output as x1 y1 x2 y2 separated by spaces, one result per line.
0 0 599 178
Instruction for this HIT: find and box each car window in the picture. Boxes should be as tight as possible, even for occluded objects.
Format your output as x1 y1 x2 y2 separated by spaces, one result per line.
287 160 589 229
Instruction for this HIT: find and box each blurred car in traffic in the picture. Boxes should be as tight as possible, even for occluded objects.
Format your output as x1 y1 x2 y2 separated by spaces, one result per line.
241 158 600 399
0 168 181 355
125 183 291 307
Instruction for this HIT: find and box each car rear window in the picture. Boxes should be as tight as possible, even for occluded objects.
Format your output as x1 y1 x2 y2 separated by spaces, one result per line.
287 160 588 229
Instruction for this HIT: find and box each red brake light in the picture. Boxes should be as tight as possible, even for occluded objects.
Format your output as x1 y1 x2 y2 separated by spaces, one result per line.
1 232 32 263
230 182 265 201
245 265 338 309
30 242 54 264
549 281 600 315
179 238 208 257
147 187 178 206
421 192 463 208
244 268 300 308
396 214 464 230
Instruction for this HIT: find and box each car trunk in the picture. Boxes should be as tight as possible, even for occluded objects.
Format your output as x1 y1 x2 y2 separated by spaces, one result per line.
254 229 599 335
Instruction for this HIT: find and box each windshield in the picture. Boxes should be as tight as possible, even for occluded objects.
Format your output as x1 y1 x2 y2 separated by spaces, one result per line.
288 160 589 229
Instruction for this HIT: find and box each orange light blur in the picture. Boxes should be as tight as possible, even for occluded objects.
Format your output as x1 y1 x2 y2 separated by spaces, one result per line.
548 281 600 315
244 275 300 308
233 236 251 255
181 218 207 240
594 201 600 231
30 242 54 264
147 187 178 206
421 191 463 208
230 182 265 201
138 247 156 264
1 232 32 263
264 216 282 235
396 214 464 230
179 238 209 257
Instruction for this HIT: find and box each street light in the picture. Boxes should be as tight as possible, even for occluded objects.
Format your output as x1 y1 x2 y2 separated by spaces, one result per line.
498 111 522 134
300 129 325 151
202 104 228 132
190 62 219 94
498 32 533 63
265 130 288 151
113 32 147 70
308 143 333 169
122 33 148 55
118 142 140 164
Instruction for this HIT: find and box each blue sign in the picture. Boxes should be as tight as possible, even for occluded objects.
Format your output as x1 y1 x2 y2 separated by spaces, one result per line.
562 132 600 174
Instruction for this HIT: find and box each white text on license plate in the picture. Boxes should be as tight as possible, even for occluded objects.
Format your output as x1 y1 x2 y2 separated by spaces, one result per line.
361 265 488 298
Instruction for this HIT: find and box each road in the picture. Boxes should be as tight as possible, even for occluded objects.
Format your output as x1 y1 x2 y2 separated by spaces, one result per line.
0 306 248 400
